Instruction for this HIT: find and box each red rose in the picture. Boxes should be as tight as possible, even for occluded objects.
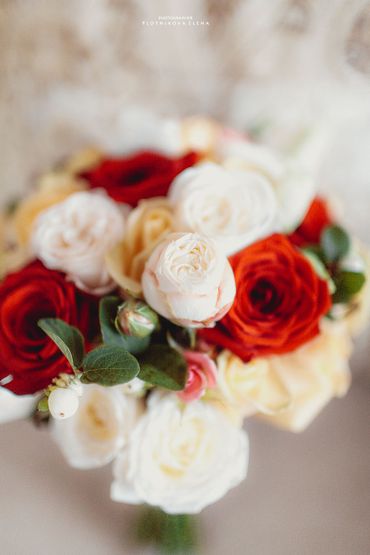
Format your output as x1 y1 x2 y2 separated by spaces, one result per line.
289 197 332 247
0 261 97 395
200 234 332 361
80 150 198 206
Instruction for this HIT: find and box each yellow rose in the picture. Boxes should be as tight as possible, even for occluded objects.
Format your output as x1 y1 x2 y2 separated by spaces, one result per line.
212 350 291 418
0 213 31 278
63 146 102 174
260 321 352 432
13 171 87 245
106 197 175 296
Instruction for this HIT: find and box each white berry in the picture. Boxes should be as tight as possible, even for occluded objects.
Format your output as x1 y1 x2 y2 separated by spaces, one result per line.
48 388 79 420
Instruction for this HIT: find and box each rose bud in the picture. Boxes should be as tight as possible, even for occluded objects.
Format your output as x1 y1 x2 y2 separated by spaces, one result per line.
178 351 217 402
141 232 236 328
48 388 80 420
116 299 159 338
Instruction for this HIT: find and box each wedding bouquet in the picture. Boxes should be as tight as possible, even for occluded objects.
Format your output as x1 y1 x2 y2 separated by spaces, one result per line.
0 116 369 553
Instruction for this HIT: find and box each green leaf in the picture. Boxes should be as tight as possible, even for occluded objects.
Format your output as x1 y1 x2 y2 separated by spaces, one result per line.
81 345 140 386
321 225 350 263
138 345 187 391
332 271 366 304
38 318 85 370
99 296 150 354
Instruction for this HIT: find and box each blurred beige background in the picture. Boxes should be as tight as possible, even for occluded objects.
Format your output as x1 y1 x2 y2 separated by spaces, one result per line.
1 1 370 553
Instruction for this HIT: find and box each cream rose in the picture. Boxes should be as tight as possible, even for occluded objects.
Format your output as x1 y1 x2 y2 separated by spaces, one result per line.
169 163 277 255
260 321 352 432
221 140 316 230
31 191 126 295
111 393 248 514
213 350 291 417
0 387 36 424
52 384 142 469
106 197 175 297
14 171 87 246
141 232 236 328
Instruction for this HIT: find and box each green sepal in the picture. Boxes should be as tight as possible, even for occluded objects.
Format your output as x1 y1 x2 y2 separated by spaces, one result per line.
38 318 85 371
80 344 140 386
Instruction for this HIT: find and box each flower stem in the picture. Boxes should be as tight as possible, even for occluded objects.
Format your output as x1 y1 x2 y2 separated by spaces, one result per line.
136 506 199 554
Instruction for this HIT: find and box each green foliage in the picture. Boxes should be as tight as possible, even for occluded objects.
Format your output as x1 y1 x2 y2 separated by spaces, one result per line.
38 318 85 371
332 271 366 304
138 345 187 391
321 225 350 263
81 345 140 386
99 296 150 354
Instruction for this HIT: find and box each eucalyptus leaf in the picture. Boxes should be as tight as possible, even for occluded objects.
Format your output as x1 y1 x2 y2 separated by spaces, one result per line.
99 296 150 354
321 225 350 263
138 345 187 391
81 345 140 386
38 318 85 370
332 271 366 304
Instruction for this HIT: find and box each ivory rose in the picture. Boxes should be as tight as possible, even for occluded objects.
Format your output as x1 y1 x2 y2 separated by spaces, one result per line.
141 232 236 328
213 350 291 417
221 141 316 230
169 162 277 255
14 171 87 246
53 384 142 468
31 191 126 295
106 197 175 297
111 393 248 514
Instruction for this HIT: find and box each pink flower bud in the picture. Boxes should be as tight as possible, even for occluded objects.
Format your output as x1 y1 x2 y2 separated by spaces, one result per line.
178 351 217 402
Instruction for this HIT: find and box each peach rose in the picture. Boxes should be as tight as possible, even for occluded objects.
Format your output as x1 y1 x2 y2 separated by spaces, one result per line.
106 197 175 297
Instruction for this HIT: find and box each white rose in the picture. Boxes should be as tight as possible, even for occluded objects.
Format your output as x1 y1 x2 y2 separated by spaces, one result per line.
52 384 142 468
111 393 248 514
141 232 236 328
221 140 316 230
0 387 36 424
169 163 277 255
31 191 126 295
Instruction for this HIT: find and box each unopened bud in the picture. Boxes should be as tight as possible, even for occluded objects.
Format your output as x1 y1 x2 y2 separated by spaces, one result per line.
48 388 79 420
116 300 158 338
